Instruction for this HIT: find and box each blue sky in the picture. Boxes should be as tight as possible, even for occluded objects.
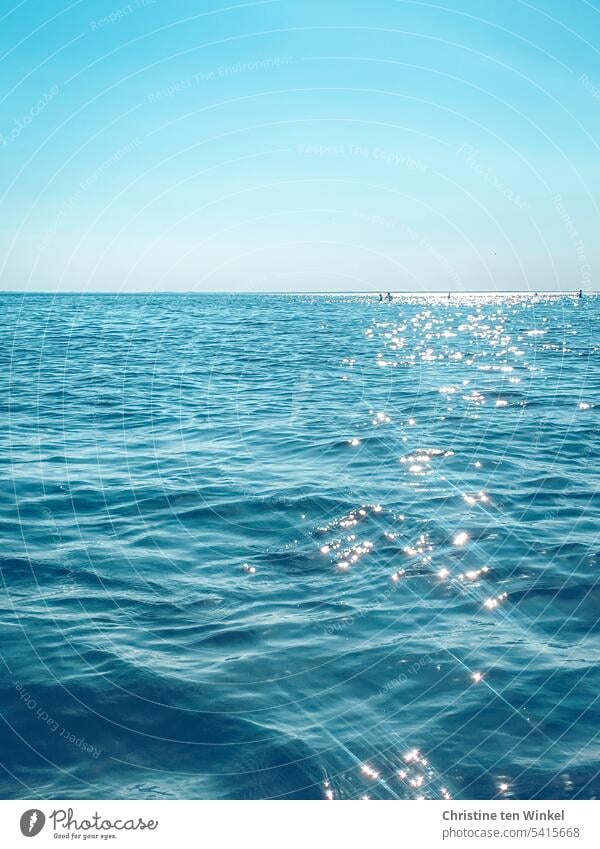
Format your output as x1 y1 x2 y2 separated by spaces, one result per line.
1 0 599 292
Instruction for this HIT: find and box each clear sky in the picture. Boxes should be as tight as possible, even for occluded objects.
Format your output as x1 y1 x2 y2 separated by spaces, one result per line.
1 0 599 292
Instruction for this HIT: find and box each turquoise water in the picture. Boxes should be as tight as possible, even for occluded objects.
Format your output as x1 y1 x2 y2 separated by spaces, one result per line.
0 292 599 800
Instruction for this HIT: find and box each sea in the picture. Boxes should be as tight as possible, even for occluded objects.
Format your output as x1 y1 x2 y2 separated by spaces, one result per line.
0 291 598 800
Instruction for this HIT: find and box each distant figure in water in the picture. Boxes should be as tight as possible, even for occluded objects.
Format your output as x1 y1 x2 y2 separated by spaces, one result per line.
386 291 393 301
378 293 383 302
578 288 583 298
447 292 451 300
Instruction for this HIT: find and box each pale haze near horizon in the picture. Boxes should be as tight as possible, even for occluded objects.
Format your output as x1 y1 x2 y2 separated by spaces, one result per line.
1 0 599 294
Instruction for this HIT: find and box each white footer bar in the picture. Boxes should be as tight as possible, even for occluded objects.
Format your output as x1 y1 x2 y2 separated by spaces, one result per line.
0 800 597 848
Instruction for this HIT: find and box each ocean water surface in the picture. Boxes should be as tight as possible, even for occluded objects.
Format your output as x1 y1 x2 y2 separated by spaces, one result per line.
0 292 599 800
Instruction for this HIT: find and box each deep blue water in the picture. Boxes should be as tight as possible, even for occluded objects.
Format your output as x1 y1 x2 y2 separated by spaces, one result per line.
0 292 599 800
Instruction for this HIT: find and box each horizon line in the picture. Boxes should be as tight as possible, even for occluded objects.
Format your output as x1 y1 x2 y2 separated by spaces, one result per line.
0 289 597 296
